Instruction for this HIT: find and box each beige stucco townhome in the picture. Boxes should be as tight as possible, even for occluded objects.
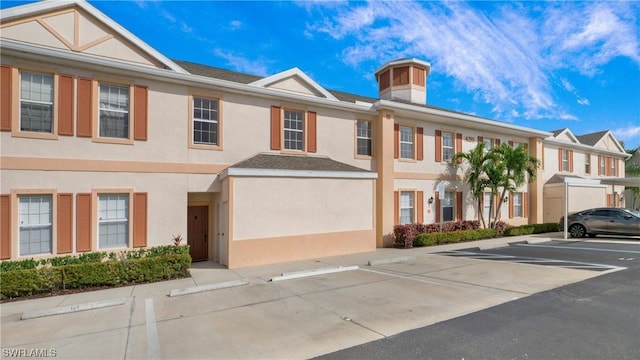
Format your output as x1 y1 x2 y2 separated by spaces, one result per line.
0 1 630 268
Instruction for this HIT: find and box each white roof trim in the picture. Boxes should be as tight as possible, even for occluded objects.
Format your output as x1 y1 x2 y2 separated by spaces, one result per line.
554 128 579 143
543 138 630 158
224 168 378 179
375 99 552 138
0 0 187 74
601 131 627 153
249 67 338 101
375 58 432 75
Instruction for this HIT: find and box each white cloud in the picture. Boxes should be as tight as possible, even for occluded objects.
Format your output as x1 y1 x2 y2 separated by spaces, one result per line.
213 49 270 77
612 126 640 147
303 1 639 122
230 20 243 30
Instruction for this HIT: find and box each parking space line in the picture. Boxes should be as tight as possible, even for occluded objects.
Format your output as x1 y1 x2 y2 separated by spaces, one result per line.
145 298 160 360
514 243 640 254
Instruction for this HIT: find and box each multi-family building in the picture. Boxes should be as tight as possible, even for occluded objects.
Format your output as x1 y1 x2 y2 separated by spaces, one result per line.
0 1 630 268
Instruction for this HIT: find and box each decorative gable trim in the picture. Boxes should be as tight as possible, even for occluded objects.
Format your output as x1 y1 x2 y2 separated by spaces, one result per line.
0 0 187 74
552 128 579 143
249 68 338 101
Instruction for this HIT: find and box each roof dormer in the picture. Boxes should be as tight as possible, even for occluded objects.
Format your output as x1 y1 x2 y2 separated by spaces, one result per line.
375 58 431 105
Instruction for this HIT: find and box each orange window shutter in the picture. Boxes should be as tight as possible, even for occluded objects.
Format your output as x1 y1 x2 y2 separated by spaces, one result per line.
57 193 73 254
605 157 611 176
598 155 602 175
435 130 442 162
133 192 148 248
0 65 12 131
477 136 483 144
455 133 463 163
509 195 514 219
394 124 399 159
58 75 75 136
508 140 514 148
0 195 11 259
456 191 463 220
393 191 399 225
77 78 93 137
569 150 574 172
134 85 148 141
417 191 424 223
416 127 424 161
615 159 619 177
76 193 92 252
307 111 317 153
558 149 562 171
606 194 612 207
524 193 529 218
435 191 441 223
270 106 281 150
495 139 501 146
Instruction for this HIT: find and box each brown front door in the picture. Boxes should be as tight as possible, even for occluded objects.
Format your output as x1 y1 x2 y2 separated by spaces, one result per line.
187 206 208 261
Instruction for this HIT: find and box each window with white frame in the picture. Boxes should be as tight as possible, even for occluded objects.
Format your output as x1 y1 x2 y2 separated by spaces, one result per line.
19 195 52 256
443 191 454 221
20 71 54 133
356 120 372 156
483 192 492 222
99 83 130 139
483 138 494 152
442 131 454 162
561 149 570 171
585 154 591 174
400 191 414 225
193 97 219 145
600 156 606 175
400 126 414 159
283 109 304 151
98 194 129 248
513 192 523 217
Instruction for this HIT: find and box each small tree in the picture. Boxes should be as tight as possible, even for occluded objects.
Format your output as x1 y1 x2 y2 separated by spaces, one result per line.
492 143 540 220
454 142 497 228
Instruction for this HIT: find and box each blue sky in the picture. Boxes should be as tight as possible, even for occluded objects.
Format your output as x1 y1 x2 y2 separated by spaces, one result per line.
3 0 640 149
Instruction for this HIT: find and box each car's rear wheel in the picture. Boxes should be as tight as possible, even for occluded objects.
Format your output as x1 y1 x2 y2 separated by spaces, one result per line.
569 224 586 238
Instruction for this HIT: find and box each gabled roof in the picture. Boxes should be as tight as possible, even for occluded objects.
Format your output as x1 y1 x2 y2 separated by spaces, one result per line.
249 67 339 101
576 130 609 146
0 0 187 73
550 128 579 143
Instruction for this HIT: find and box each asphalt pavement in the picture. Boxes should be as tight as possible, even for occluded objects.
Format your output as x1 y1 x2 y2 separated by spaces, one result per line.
0 233 633 359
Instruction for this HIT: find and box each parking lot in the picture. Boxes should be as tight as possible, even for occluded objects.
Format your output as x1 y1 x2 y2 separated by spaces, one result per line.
1 233 636 359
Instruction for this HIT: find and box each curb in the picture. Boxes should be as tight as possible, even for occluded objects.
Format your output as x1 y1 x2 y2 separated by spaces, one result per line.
368 255 417 266
21 298 126 320
269 265 359 282
169 279 249 297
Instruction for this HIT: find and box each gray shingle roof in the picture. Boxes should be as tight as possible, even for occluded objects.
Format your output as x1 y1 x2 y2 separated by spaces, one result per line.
576 130 608 146
551 128 568 137
173 59 378 104
545 174 585 185
230 153 371 173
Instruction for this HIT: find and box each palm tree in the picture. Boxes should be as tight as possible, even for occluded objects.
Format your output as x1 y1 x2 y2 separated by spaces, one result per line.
492 143 540 220
453 142 495 228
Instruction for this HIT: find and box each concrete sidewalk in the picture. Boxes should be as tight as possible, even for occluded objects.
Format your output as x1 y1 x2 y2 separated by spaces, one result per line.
0 233 607 359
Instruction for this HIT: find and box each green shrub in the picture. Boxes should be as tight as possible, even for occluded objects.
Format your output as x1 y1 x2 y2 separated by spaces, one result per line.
1 258 40 272
1 267 62 298
503 222 559 236
0 250 192 299
413 228 498 247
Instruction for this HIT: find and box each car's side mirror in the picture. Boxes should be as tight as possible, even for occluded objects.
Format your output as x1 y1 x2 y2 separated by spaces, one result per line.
623 215 633 220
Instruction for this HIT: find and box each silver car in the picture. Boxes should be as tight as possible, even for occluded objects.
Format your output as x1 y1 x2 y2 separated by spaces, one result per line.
559 207 640 238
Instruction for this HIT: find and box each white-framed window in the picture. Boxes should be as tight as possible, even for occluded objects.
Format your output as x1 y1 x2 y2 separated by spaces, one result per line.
443 191 454 221
193 96 219 145
513 192 523 217
600 156 606 175
356 120 372 156
99 83 130 139
98 194 129 249
400 191 414 225
483 138 494 152
585 154 591 174
20 71 54 133
19 195 52 256
561 149 570 171
400 126 414 159
283 109 304 151
483 192 492 221
442 131 454 162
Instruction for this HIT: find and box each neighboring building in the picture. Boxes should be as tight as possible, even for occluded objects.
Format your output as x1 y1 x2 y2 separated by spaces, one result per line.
624 148 640 211
0 1 630 267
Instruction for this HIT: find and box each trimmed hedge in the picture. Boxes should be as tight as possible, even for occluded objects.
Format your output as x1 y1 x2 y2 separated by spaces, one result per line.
394 220 481 248
1 246 191 300
413 228 499 247
503 222 559 236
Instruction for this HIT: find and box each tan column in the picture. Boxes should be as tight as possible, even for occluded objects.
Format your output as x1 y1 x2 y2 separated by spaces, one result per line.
528 137 544 224
375 110 396 247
